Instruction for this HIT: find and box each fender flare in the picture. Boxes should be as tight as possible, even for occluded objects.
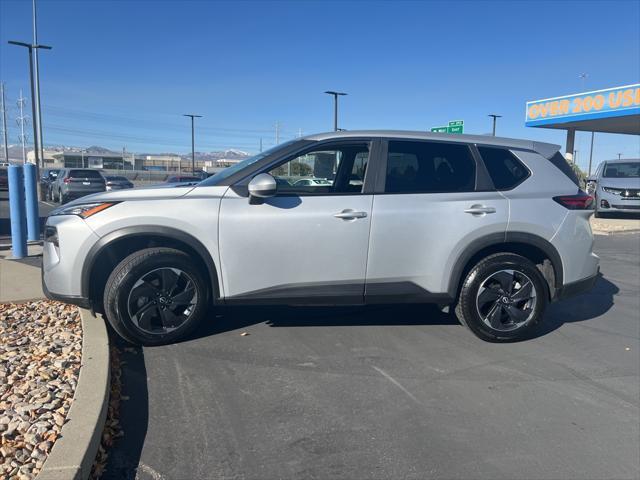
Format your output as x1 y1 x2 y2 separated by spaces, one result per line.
81 225 220 301
447 231 564 298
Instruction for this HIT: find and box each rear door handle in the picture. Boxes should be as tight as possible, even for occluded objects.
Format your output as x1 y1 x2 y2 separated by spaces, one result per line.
334 209 368 220
464 205 496 215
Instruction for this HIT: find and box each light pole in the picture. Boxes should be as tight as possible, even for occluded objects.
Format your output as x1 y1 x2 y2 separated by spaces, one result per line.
324 91 347 131
617 153 622 160
183 114 202 173
8 40 51 171
488 114 502 136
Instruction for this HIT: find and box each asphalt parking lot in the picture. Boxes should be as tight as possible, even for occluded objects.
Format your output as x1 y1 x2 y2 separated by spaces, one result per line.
102 233 640 480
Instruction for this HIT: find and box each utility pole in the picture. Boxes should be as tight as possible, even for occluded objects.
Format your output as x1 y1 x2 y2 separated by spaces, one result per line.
8 41 52 170
183 114 202 173
579 72 588 91
259 137 263 153
298 128 303 138
573 150 578 165
16 89 29 164
32 0 46 164
488 114 502 136
588 132 595 176
274 121 280 145
1 83 9 164
324 91 347 131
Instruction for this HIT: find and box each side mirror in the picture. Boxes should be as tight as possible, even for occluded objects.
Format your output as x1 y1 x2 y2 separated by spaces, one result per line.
248 173 277 200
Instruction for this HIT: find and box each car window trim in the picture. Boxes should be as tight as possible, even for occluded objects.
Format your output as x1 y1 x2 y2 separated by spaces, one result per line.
232 137 380 197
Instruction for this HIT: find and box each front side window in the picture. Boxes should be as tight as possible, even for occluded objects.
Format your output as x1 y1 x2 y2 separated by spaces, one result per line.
385 140 475 193
478 146 529 190
604 162 640 178
268 143 369 195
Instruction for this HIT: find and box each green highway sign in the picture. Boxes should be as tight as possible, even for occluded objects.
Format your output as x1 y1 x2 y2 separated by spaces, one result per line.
431 120 464 134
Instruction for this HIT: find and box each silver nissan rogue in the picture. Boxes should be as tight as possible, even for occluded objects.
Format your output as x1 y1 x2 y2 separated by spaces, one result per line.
43 131 600 345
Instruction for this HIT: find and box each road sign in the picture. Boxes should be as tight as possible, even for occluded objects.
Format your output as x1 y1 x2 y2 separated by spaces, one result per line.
431 120 464 134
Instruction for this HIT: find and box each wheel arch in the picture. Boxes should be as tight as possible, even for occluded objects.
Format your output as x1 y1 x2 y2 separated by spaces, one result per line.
82 226 220 309
448 232 563 300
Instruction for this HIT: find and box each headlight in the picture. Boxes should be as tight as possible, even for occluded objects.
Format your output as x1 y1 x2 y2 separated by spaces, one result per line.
50 202 117 218
602 186 624 194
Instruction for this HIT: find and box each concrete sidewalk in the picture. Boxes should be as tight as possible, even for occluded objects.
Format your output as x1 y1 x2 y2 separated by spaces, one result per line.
0 244 44 302
591 215 640 235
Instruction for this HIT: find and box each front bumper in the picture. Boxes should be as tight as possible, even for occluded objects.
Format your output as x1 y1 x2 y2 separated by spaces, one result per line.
597 189 640 212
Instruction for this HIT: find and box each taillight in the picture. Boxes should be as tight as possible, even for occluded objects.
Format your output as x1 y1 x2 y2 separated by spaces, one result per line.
553 191 594 210
63 177 71 184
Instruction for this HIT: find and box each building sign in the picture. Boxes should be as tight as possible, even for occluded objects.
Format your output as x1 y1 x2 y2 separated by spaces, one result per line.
525 84 640 127
431 120 464 134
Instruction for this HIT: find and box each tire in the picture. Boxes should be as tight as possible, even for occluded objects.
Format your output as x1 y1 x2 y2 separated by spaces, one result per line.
103 247 209 346
454 253 548 342
60 193 68 204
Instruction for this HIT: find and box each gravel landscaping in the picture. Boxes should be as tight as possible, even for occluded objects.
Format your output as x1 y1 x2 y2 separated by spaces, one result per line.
0 301 82 480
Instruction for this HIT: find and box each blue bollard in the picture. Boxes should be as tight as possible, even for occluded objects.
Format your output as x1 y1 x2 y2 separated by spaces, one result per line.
23 162 40 242
8 165 28 259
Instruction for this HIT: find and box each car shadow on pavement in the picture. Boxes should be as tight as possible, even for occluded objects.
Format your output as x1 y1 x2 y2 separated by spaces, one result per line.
186 303 459 342
532 273 618 338
102 336 149 480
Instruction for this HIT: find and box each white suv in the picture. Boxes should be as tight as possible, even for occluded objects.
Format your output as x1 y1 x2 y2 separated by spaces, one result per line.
43 131 599 345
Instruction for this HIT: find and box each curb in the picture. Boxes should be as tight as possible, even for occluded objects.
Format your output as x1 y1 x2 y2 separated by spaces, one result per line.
37 309 110 480
593 228 640 236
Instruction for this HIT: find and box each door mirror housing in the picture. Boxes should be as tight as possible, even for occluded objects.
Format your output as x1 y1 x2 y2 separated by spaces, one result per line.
248 173 277 200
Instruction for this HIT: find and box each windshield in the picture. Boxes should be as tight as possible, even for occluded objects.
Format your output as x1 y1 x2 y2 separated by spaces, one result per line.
199 139 299 186
603 162 640 178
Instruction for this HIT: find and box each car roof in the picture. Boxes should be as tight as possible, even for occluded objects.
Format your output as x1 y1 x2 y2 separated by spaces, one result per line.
604 158 640 164
302 130 561 158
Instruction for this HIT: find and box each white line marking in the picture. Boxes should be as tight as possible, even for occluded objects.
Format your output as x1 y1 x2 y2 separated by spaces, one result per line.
136 462 166 480
372 366 422 405
41 201 56 207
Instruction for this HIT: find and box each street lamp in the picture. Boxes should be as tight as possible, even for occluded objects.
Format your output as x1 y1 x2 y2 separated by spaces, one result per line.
8 40 51 170
488 114 502 136
324 91 347 131
617 153 622 160
183 114 202 173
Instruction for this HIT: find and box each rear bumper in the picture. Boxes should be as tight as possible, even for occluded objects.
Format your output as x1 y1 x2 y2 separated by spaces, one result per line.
555 268 599 301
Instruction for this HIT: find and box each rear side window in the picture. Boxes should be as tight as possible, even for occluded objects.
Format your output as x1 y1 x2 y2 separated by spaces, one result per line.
548 152 580 186
69 169 103 179
478 147 529 190
385 141 476 193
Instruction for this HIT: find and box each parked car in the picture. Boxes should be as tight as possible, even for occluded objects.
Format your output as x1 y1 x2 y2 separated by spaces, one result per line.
292 178 333 187
0 167 7 191
586 159 640 217
51 168 106 204
42 131 599 346
165 175 202 184
105 175 134 191
40 169 60 200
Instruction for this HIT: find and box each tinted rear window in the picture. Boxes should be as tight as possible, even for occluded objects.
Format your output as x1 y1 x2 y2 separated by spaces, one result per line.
69 169 103 179
478 147 529 190
385 140 476 193
548 152 580 186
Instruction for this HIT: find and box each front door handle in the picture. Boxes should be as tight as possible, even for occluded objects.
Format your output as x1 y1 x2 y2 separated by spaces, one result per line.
334 209 368 220
464 205 496 215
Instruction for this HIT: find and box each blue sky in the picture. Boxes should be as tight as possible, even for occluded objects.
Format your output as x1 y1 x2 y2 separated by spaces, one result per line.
1 0 639 170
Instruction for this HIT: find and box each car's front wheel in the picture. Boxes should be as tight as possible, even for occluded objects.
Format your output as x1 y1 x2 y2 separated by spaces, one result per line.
104 247 209 345
455 253 548 342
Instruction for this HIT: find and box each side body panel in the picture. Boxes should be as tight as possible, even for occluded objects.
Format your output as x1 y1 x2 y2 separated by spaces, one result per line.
506 150 598 285
218 188 374 301
366 190 509 297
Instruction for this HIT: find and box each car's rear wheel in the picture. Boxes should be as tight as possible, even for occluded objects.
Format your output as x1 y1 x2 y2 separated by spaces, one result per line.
455 253 548 342
104 247 209 345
